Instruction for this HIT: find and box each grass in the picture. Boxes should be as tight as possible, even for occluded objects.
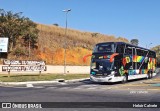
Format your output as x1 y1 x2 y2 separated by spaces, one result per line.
0 74 90 82
37 23 129 51
35 23 129 65
7 23 129 66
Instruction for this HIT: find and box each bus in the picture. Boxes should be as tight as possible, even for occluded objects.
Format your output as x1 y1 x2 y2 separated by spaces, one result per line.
90 42 156 83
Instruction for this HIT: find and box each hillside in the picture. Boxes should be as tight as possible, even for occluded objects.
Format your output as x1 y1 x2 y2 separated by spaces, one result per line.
36 24 129 65
8 24 129 65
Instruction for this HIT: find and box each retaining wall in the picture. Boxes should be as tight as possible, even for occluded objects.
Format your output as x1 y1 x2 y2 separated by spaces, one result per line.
0 65 90 74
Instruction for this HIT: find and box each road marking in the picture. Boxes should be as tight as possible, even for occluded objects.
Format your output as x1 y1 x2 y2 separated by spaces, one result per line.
87 87 96 90
46 87 58 89
122 84 149 86
34 86 45 88
58 87 71 90
59 82 67 85
79 85 98 87
147 88 160 91
26 84 34 88
74 87 82 90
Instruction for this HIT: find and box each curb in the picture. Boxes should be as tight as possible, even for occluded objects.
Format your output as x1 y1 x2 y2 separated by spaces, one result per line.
0 78 90 86
65 78 90 82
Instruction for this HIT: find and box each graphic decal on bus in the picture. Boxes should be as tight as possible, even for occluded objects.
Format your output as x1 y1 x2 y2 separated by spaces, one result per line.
122 56 156 75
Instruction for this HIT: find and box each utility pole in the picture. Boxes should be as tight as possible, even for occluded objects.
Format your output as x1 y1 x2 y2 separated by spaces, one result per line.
62 9 71 74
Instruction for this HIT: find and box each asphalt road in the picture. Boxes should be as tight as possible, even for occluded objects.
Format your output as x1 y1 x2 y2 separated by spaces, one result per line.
0 73 160 111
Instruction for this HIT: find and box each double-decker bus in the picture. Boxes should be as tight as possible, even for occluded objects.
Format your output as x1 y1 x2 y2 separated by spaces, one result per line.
90 42 156 83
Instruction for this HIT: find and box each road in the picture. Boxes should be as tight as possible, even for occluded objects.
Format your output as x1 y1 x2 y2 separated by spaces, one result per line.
0 73 160 111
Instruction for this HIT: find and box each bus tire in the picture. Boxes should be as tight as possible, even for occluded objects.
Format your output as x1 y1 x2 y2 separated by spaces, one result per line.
150 72 153 79
122 74 128 83
147 72 151 79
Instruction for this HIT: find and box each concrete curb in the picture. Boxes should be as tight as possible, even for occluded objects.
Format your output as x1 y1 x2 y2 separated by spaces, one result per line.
0 78 90 86
65 78 90 82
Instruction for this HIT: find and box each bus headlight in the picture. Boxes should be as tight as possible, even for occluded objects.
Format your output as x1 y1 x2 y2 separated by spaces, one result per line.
110 71 115 76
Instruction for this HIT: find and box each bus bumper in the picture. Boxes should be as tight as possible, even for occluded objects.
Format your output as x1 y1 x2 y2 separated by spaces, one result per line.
90 75 123 83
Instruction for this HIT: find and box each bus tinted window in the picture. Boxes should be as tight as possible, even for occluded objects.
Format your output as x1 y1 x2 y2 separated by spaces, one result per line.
116 44 125 53
137 49 144 56
148 51 156 58
126 48 132 55
93 43 115 53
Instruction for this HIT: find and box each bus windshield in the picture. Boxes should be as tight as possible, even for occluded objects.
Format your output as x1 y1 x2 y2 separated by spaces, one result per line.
91 59 113 72
93 43 115 53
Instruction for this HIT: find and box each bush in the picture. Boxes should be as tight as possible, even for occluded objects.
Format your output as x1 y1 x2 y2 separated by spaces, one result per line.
13 47 28 57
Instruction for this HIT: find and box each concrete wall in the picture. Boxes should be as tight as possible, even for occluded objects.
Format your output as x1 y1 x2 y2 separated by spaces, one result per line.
0 65 90 74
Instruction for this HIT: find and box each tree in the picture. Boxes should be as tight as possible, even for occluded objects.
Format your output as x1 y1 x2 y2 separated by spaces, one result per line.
130 39 139 46
0 9 39 52
151 45 160 67
53 23 59 26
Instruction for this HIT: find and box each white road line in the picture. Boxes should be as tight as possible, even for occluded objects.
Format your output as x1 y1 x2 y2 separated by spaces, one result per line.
58 87 70 90
34 86 45 88
58 82 67 85
87 87 96 90
26 84 34 88
46 87 58 89
73 87 82 90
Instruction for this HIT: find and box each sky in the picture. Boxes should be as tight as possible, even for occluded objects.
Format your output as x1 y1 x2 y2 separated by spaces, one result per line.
1 0 160 48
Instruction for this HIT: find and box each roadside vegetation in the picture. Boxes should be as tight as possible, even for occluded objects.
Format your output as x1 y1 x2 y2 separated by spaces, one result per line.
0 9 38 54
151 45 160 67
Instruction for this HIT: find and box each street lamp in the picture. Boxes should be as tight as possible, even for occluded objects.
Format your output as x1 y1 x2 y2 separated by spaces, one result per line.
146 43 152 49
62 9 71 74
147 43 152 49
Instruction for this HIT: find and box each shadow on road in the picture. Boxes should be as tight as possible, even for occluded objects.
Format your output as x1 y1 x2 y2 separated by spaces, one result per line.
79 72 160 86
79 79 122 85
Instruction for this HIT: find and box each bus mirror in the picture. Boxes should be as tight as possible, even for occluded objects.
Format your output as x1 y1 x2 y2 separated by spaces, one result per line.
110 53 119 62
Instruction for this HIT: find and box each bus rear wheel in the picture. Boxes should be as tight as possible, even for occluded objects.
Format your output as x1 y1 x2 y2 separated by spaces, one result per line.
147 72 152 79
122 74 128 83
150 72 153 79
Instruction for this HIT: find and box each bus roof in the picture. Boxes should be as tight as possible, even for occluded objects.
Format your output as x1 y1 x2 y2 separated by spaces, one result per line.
95 42 155 53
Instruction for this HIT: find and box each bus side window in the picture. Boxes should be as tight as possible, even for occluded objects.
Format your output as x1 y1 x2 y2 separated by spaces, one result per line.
125 48 132 55
150 52 155 58
116 44 124 53
153 52 156 58
143 51 147 56
137 49 141 56
133 48 136 55
148 51 153 58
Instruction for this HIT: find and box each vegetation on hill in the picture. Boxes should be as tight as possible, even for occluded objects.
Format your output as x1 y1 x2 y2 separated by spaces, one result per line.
151 45 160 67
35 24 129 65
0 9 38 52
0 9 129 65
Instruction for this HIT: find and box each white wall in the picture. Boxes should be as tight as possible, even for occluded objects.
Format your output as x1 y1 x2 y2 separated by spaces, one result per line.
0 65 90 74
